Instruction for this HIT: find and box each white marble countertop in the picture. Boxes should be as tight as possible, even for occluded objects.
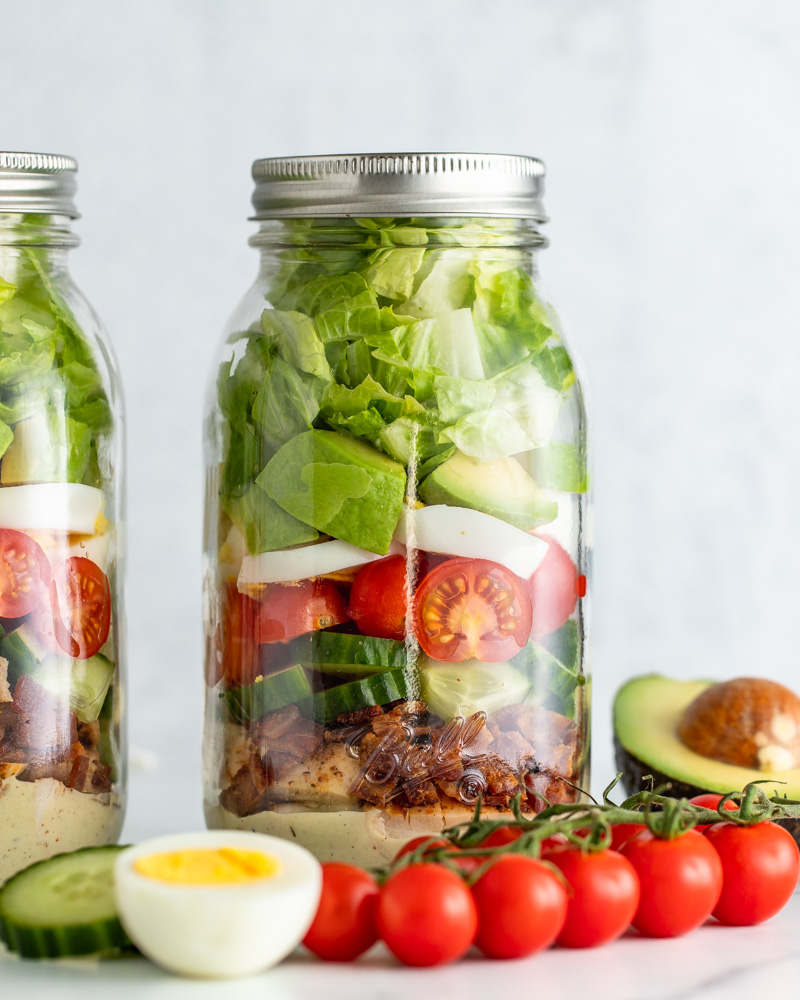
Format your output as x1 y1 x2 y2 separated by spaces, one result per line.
3 756 800 999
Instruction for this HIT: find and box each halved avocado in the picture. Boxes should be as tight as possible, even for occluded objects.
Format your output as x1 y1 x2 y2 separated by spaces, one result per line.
613 675 800 844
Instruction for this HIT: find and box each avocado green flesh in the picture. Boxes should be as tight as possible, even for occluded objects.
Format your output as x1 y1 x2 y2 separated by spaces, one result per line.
613 674 800 799
419 452 555 531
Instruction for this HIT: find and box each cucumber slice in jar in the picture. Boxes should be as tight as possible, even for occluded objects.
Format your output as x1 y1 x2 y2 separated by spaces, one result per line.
31 653 115 724
419 658 531 721
223 664 312 723
290 631 407 675
305 667 410 724
0 846 132 958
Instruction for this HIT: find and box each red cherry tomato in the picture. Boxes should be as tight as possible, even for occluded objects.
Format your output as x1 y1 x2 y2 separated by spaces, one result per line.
303 863 379 961
216 581 259 687
348 555 408 640
394 836 482 876
255 579 348 643
621 830 723 937
413 558 532 663
480 826 522 849
378 864 478 967
48 557 111 659
471 854 568 959
610 823 648 851
542 846 640 948
688 793 738 832
528 534 581 637
0 529 50 618
704 821 800 926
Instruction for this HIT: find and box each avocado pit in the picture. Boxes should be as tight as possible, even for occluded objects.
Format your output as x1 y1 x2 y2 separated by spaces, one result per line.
677 677 800 772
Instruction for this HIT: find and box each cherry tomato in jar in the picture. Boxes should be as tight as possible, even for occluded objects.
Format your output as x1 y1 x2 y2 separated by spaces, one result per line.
704 821 800 926
378 863 478 967
471 854 568 959
621 829 723 937
256 579 348 643
528 534 582 637
215 581 259 687
348 555 408 640
0 529 50 618
303 863 380 962
542 846 640 948
413 558 532 663
688 793 738 832
48 557 111 659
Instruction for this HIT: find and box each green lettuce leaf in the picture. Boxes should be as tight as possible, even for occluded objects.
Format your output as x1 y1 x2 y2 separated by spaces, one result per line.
252 356 327 450
260 309 332 381
365 247 426 300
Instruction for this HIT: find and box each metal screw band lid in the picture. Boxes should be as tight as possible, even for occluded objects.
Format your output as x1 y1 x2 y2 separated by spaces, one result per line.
251 152 546 221
0 152 79 218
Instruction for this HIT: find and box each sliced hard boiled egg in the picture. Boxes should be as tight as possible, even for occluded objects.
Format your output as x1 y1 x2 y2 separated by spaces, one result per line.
395 504 549 580
238 537 404 590
114 831 321 979
0 483 105 535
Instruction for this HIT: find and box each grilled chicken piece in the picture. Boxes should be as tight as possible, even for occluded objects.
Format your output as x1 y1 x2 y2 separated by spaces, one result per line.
271 741 364 808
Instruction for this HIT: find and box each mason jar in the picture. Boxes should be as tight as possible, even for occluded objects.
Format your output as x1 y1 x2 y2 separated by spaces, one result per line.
203 153 590 866
0 153 125 881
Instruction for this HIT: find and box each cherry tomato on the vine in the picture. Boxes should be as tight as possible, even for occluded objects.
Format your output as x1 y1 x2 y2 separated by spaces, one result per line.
413 558 532 663
394 836 482 876
704 821 800 926
610 823 648 852
471 854 568 959
378 864 477 967
621 830 723 938
303 863 379 962
541 846 640 948
688 793 738 832
348 555 408 640
255 579 348 643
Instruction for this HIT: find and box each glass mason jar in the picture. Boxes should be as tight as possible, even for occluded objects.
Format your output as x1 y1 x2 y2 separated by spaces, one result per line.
0 153 125 882
204 153 590 866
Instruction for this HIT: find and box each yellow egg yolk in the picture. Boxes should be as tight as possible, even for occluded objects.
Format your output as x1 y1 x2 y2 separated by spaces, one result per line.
133 848 281 885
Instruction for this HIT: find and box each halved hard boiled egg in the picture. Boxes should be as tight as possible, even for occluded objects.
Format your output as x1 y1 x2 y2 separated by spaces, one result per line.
114 831 321 979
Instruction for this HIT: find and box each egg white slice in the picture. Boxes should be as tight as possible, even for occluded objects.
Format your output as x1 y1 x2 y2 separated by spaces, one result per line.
238 537 404 588
0 483 105 535
114 830 321 979
395 504 549 580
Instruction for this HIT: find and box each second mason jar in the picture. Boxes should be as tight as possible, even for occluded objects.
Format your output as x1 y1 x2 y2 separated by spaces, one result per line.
203 153 590 866
0 152 125 882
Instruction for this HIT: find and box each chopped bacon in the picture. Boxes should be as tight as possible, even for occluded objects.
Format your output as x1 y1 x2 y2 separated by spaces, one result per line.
219 752 271 818
10 676 77 760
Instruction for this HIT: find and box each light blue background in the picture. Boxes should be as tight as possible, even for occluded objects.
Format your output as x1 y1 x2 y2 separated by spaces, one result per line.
3 0 799 835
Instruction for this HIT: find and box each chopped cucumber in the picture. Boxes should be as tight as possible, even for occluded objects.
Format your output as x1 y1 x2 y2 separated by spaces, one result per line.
31 653 115 724
303 667 410 724
0 624 47 683
223 664 312 724
0 846 133 958
291 631 407 675
419 657 531 721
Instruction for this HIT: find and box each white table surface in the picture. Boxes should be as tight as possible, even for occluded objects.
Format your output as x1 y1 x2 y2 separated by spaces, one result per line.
3 750 800 999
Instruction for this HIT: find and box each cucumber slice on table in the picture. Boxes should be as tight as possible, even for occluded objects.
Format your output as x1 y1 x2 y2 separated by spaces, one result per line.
0 846 132 958
291 631 407 675
223 664 313 723
305 667 410 724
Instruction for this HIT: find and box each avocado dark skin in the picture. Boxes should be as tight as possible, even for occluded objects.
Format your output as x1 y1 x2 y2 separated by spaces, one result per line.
613 734 800 848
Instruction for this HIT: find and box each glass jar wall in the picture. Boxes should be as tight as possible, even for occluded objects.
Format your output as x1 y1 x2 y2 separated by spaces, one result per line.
203 154 590 866
0 154 125 882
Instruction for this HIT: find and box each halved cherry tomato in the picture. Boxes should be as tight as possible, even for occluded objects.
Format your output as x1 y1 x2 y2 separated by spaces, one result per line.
528 533 581 637
413 558 532 663
216 581 259 687
256 579 348 644
48 557 111 659
0 529 50 618
348 555 408 640
688 793 738 832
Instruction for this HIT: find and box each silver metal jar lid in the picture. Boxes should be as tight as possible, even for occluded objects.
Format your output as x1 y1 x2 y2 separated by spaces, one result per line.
251 153 546 221
0 152 79 218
